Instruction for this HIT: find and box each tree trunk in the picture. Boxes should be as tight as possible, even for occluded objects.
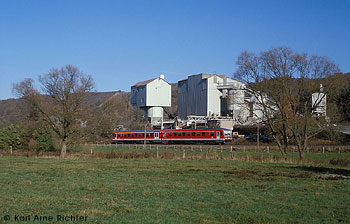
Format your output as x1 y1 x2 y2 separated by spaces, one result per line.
298 150 304 161
60 140 67 158
296 141 305 161
274 136 288 160
281 145 288 160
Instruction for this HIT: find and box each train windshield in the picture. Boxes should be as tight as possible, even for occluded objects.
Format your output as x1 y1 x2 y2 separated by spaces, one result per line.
224 130 232 137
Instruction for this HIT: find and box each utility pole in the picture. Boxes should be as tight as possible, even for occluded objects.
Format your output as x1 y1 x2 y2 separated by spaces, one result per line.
257 125 260 151
144 123 147 145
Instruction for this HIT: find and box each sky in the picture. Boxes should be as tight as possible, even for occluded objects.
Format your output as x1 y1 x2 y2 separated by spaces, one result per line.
0 0 349 100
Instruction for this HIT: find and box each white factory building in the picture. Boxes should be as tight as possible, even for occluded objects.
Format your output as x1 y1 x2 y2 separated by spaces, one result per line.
131 75 171 127
178 73 264 125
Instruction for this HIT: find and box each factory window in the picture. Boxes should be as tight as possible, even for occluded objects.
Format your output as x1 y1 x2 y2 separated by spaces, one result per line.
210 132 214 137
201 132 205 137
249 102 254 117
192 132 195 136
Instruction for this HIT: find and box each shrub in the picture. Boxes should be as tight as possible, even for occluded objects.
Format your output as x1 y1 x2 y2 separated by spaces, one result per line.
0 124 23 150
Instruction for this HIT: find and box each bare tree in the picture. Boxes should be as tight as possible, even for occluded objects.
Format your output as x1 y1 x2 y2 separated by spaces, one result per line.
13 65 94 158
235 47 340 160
87 92 149 143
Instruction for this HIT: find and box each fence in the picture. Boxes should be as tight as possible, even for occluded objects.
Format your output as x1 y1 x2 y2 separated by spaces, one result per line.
88 143 350 154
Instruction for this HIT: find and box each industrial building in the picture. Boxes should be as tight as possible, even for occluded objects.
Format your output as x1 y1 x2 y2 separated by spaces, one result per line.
131 75 171 128
130 73 329 131
178 73 264 126
130 73 265 130
178 74 224 119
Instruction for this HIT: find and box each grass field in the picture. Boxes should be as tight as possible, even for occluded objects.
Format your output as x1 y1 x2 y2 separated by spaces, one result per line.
0 154 349 223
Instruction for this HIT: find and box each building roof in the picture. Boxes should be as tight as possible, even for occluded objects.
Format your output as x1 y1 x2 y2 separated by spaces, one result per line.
178 73 243 84
132 77 171 87
131 78 157 87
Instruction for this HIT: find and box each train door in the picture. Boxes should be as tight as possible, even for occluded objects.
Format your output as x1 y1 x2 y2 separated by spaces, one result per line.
154 132 159 140
216 131 220 140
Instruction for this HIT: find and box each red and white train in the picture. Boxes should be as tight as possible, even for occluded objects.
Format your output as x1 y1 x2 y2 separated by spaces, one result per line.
112 128 233 144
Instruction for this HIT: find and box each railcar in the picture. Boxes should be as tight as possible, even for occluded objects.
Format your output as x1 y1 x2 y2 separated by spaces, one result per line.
112 128 232 144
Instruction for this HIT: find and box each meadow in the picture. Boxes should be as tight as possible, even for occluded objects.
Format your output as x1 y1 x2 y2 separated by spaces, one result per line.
0 147 349 223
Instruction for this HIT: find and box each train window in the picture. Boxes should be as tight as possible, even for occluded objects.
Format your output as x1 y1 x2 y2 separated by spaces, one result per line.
146 133 149 137
187 132 190 136
150 133 154 137
178 132 181 137
141 133 144 137
196 132 200 136
138 133 142 137
220 131 224 137
131 133 134 137
210 132 214 136
174 132 177 137
128 133 130 137
124 134 126 137
169 132 172 136
201 132 205 136
192 132 195 136
118 134 121 137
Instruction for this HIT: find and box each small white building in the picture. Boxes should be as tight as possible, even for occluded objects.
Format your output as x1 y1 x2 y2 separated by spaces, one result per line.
312 84 327 117
131 75 171 127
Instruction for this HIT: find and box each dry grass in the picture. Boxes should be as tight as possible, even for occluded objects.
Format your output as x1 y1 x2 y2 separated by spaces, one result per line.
330 158 350 167
2 148 349 168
